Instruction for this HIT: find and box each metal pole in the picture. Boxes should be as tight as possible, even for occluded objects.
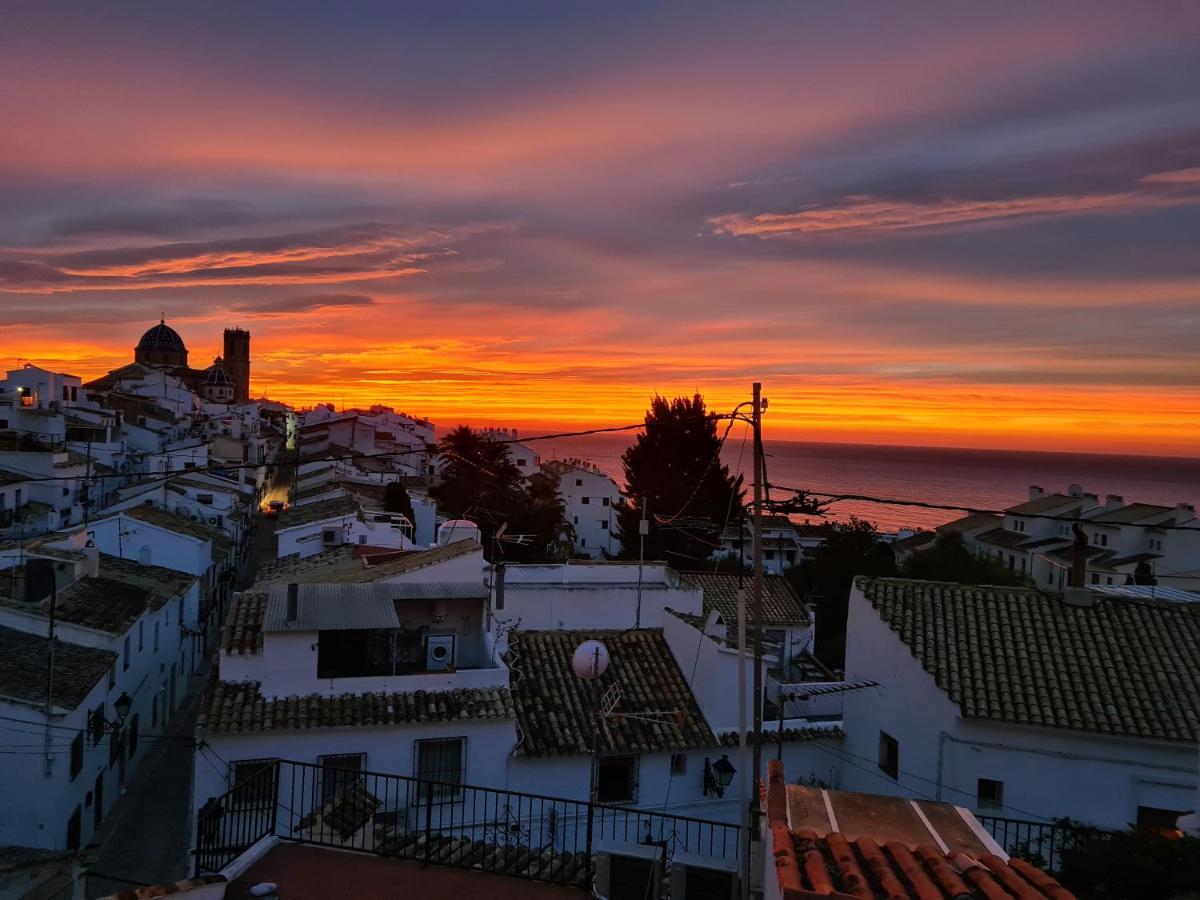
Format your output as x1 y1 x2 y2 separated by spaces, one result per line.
751 382 765 891
736 583 749 900
635 501 647 629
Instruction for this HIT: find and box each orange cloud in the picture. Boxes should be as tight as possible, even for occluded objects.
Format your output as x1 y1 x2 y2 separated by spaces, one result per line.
710 185 1199 239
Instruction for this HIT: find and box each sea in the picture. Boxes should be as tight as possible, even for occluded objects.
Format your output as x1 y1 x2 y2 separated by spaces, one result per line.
531 434 1200 533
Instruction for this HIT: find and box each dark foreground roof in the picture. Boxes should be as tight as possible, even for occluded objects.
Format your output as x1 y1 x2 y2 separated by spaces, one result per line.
684 572 809 624
857 577 1200 741
506 629 715 757
197 679 513 734
0 624 116 709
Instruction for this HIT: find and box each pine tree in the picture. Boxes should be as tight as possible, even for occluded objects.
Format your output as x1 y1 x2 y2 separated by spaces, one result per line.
617 393 743 567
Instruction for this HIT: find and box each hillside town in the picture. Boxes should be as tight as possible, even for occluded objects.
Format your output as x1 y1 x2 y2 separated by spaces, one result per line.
0 318 1195 900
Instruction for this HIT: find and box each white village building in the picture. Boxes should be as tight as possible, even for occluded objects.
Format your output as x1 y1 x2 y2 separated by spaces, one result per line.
840 577 1199 838
541 459 622 558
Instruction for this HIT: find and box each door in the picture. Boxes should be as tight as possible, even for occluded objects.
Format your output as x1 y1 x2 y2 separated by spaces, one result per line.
94 773 104 829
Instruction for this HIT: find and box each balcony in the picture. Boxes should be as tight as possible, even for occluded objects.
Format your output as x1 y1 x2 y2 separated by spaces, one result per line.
195 759 742 892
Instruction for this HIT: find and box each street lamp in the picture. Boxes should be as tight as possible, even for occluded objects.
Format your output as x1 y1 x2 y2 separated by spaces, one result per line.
704 755 737 798
111 692 133 728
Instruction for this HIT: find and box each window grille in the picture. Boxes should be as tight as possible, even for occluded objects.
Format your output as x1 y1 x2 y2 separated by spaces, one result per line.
414 738 465 802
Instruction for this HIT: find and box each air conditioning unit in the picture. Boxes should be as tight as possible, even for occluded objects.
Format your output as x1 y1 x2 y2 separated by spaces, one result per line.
425 635 456 671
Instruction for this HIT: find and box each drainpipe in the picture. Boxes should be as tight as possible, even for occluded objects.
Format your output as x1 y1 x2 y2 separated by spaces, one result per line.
935 731 947 802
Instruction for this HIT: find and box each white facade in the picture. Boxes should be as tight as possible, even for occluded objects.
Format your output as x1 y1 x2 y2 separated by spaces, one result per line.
494 562 702 631
545 460 621 558
0 558 201 851
840 583 1198 830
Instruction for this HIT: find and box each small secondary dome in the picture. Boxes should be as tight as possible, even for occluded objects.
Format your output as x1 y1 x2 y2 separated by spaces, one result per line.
204 357 233 385
137 317 187 354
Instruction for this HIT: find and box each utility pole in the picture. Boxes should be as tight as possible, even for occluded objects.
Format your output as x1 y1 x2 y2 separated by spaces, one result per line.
751 382 765 889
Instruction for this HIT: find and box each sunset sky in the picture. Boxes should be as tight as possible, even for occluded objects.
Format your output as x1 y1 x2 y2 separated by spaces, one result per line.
2 2 1199 454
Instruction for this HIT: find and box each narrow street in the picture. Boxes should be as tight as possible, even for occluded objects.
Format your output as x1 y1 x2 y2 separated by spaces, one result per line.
84 510 278 896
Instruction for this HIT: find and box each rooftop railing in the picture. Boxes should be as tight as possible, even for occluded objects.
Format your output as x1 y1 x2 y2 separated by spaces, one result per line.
195 758 741 890
978 813 1117 873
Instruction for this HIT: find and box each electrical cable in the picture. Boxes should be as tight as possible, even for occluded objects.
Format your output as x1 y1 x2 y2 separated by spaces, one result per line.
765 484 1200 533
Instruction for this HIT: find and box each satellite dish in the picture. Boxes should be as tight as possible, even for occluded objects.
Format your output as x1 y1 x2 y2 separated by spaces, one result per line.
572 640 610 680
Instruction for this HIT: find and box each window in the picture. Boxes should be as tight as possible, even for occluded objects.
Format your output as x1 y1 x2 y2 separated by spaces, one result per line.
66 805 82 850
128 714 139 757
573 516 578 525
319 753 366 804
516 458 525 467
151 693 159 728
977 778 1003 809
581 538 587 547
123 636 130 671
878 732 899 779
602 497 610 507
71 386 78 402
90 704 106 746
322 529 338 543
230 758 279 810
153 621 159 652
108 665 116 690
138 621 144 652
1047 570 1054 585
1091 573 1100 585
1100 534 1108 547
108 727 121 768
670 753 687 776
414 738 465 802
596 755 639 803
581 496 590 505
575 479 583 487
70 732 84 779
600 520 608 530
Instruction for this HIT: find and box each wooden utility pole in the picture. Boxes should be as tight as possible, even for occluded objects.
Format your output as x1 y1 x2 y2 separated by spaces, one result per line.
751 383 765 871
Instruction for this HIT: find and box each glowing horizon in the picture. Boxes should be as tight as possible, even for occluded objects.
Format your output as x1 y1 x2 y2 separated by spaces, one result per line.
2 3 1198 456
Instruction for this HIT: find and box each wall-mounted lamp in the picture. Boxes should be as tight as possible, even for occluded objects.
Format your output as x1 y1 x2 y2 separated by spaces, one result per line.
703 754 736 798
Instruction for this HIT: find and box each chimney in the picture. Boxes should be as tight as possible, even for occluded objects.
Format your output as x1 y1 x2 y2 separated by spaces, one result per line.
286 583 299 624
1068 484 1083 498
494 563 506 611
1105 494 1124 510
1083 493 1098 504
1069 524 1089 589
1177 502 1196 521
83 544 100 579
1028 485 1045 501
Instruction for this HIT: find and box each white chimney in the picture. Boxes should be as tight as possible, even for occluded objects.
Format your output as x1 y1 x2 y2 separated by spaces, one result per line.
1105 494 1124 510
1068 484 1083 498
1028 485 1045 500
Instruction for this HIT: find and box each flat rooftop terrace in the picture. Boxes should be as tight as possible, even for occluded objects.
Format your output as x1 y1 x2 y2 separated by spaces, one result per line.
227 843 587 900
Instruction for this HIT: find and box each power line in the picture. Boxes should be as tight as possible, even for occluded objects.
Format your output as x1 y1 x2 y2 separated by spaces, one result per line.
766 484 1200 533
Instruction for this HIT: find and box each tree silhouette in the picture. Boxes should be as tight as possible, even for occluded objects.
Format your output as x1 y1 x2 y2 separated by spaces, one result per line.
617 394 743 568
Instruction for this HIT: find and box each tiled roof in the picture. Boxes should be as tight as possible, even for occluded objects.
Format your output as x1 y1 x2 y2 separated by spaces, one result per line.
765 761 1075 900
254 539 481 586
857 577 1200 741
718 725 843 746
1005 494 1081 516
974 527 1028 549
506 629 716 757
1 555 193 635
889 531 934 552
122 506 235 557
276 495 362 530
684 572 810 625
936 513 1000 534
1087 502 1175 524
93 875 227 900
221 591 267 654
196 679 514 734
0 623 116 709
0 468 28 486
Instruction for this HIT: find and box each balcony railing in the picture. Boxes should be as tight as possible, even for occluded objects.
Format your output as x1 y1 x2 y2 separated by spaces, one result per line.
978 814 1116 872
195 758 741 889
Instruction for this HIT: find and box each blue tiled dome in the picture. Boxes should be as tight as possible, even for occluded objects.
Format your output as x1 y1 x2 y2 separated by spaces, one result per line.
204 357 233 385
137 318 187 354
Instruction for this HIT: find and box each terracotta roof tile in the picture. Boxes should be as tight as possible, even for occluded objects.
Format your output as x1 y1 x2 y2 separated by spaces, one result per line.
683 572 810 625
857 577 1200 741
765 760 1075 900
506 629 716 757
196 678 513 735
0 624 116 709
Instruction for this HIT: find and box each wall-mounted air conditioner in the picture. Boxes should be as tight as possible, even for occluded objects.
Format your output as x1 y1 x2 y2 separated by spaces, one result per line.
425 634 456 671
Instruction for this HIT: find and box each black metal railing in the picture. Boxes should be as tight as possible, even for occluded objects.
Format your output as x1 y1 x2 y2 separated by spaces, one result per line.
195 759 740 888
978 814 1115 872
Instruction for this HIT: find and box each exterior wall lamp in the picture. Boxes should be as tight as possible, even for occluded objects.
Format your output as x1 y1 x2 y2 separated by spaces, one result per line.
703 754 736 797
